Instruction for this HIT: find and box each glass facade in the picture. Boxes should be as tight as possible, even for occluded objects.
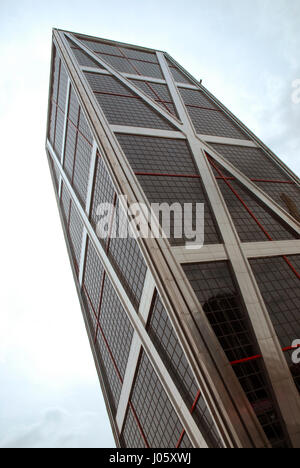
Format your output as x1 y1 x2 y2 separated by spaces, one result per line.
46 30 300 449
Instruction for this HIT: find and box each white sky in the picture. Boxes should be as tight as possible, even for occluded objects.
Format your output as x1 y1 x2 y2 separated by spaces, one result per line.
0 0 299 449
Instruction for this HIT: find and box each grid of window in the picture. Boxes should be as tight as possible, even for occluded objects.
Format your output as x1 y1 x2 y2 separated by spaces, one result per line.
136 174 221 246
60 182 71 224
72 132 92 208
178 434 194 449
99 54 136 74
90 154 116 241
120 47 158 62
71 47 104 68
129 79 176 116
147 293 223 448
63 118 77 181
94 93 175 130
68 87 80 126
49 102 57 146
166 60 193 84
116 134 197 175
183 261 289 448
98 276 134 378
130 351 185 448
250 256 300 349
80 39 120 56
121 407 146 448
68 202 84 271
217 179 298 242
82 237 105 313
129 60 163 79
78 109 93 145
84 72 132 95
81 287 122 417
84 71 175 129
51 51 60 106
94 329 123 415
54 106 65 156
108 199 148 310
285 349 300 393
255 182 300 218
187 106 250 139
51 160 60 192
179 88 219 109
57 63 69 111
210 144 291 181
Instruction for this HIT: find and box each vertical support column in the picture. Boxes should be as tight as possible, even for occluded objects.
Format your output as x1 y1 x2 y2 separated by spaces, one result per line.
157 52 300 447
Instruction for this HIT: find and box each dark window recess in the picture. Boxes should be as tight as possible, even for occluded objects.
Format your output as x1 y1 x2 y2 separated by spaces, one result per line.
78 109 93 145
94 93 175 130
54 107 65 156
81 290 122 416
107 199 147 310
120 47 158 63
82 237 105 314
210 144 291 181
71 47 104 69
250 255 300 392
121 406 147 448
187 106 250 140
79 38 120 56
68 87 80 127
85 72 175 129
60 182 71 225
49 101 57 146
57 63 69 111
147 292 223 448
98 276 134 379
129 79 177 116
68 202 84 271
63 118 77 181
216 178 298 242
166 59 193 85
94 327 123 415
116 134 197 175
178 433 194 449
179 88 219 110
50 160 60 192
136 174 221 246
129 351 185 448
183 261 289 448
72 132 92 208
90 154 115 245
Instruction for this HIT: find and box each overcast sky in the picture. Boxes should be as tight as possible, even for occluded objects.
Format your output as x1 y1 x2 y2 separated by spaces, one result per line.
0 0 299 449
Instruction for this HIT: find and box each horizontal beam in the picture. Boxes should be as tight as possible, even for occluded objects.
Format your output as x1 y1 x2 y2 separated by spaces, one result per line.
172 240 300 264
198 135 258 148
110 125 186 139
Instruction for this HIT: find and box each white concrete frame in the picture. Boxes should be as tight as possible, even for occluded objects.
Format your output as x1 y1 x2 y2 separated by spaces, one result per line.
47 138 209 448
116 270 156 432
172 240 300 264
157 50 300 446
78 139 98 286
52 30 277 449
48 29 300 448
70 32 300 233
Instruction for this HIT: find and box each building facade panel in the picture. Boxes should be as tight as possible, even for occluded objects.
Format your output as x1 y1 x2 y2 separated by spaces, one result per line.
46 30 300 448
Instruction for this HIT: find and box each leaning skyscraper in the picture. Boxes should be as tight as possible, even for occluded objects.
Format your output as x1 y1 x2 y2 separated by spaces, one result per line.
46 29 300 448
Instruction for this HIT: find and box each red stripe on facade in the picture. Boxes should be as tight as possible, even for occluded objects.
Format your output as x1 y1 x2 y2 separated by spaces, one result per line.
176 390 201 448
